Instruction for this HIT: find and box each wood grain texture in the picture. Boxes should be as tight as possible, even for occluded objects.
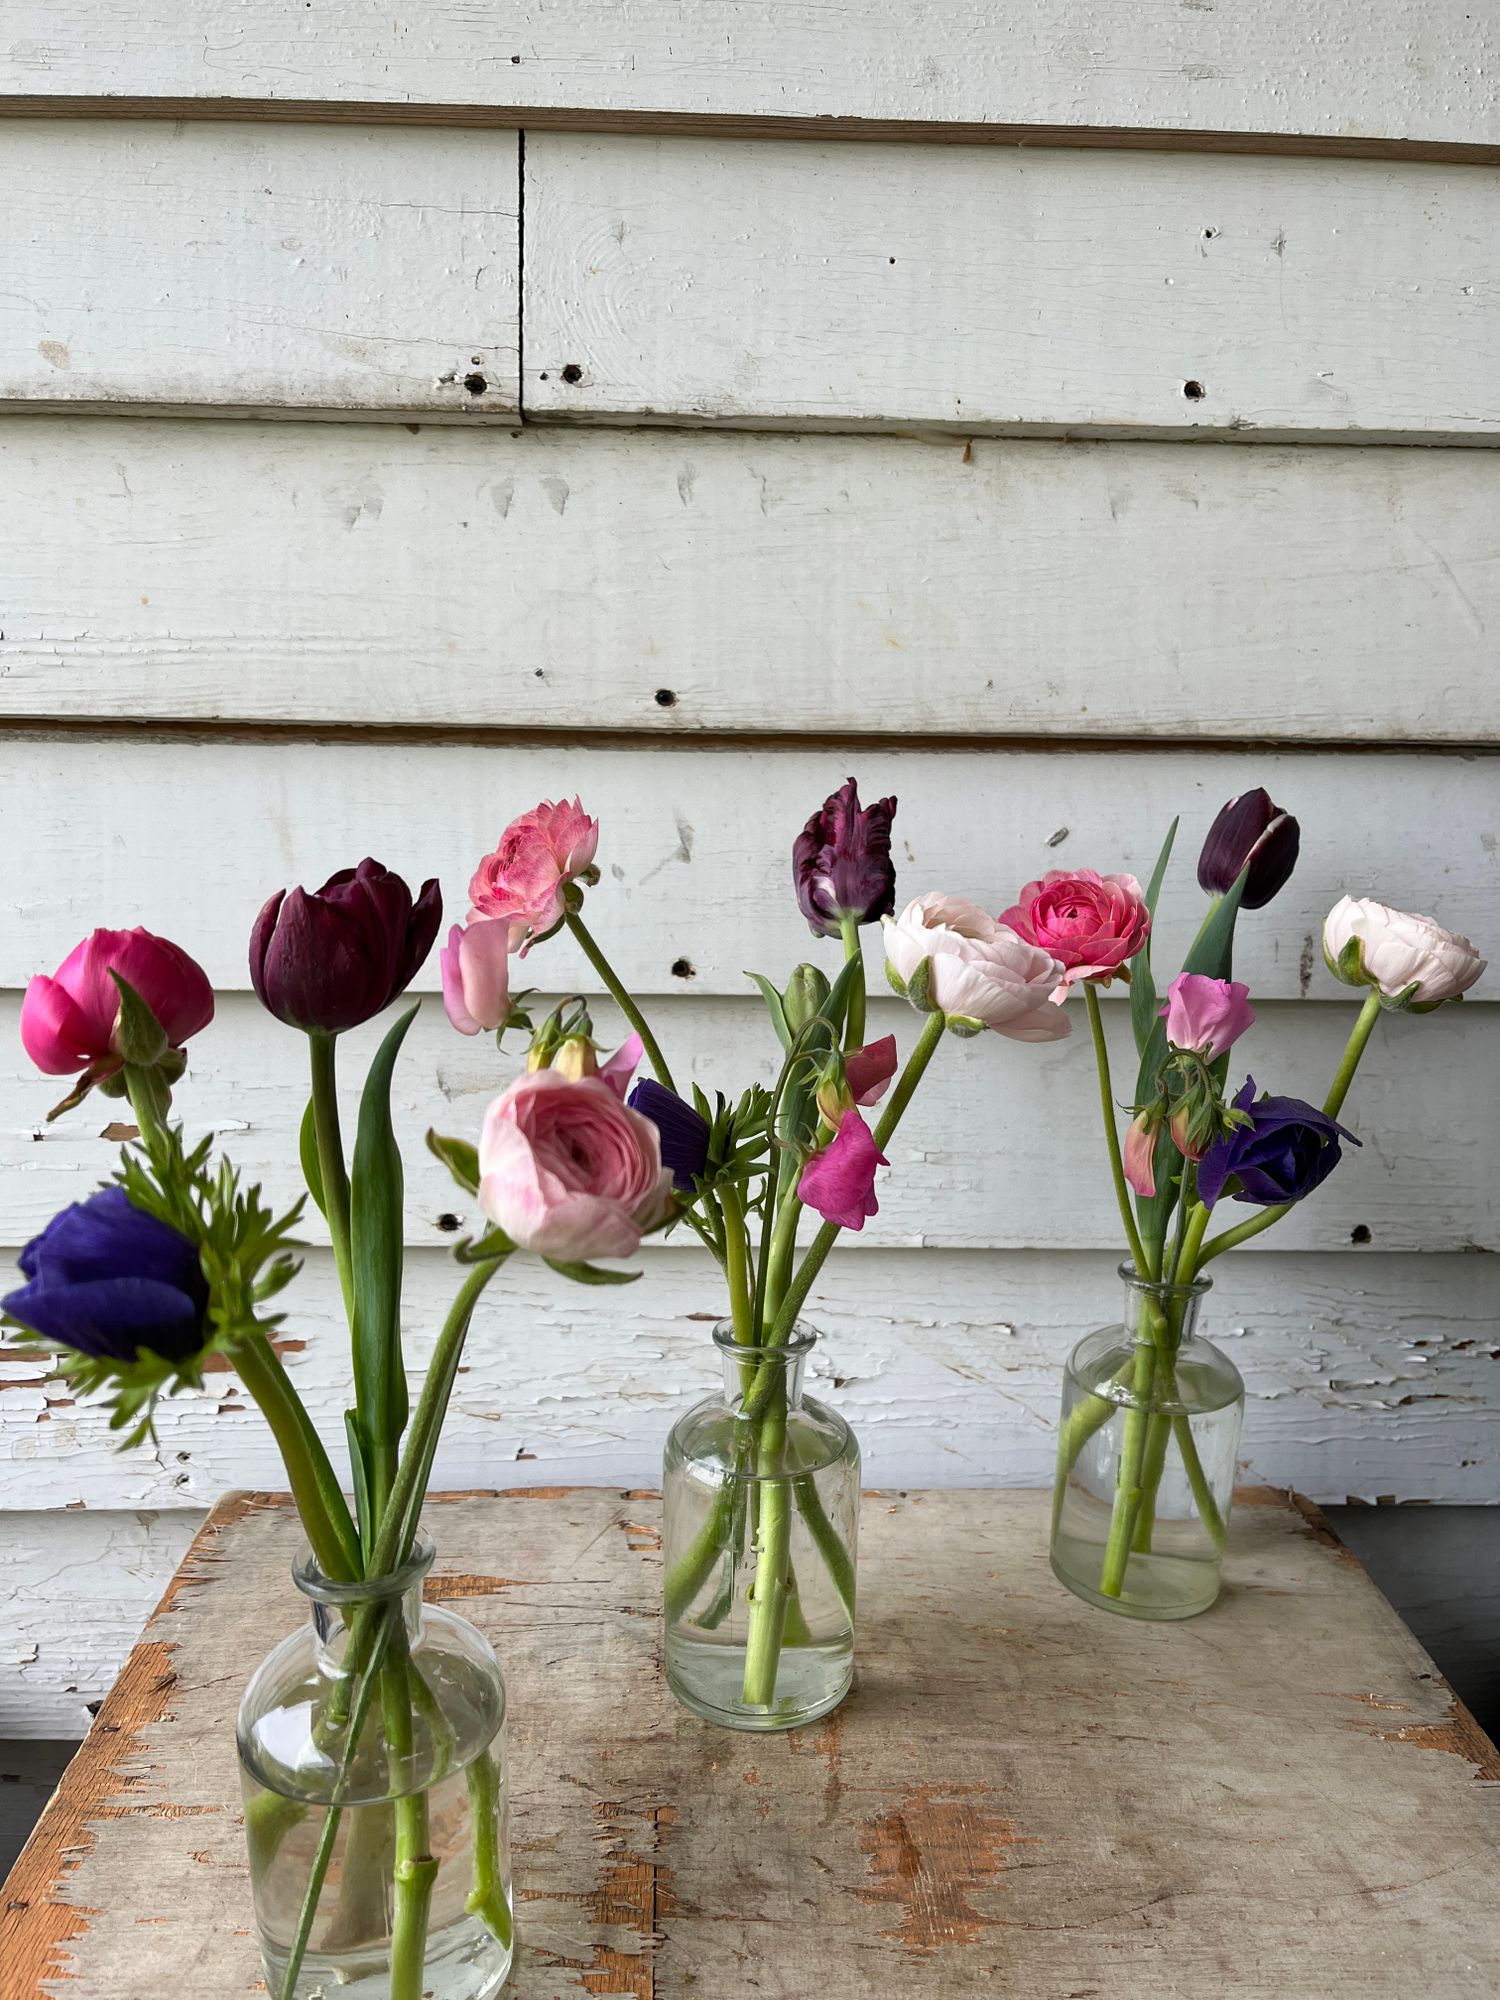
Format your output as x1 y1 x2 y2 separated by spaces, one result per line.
0 3 1494 158
2 736 1493 1000
2 992 1492 1254
0 121 519 417
4 418 1497 741
524 136 1500 443
4 1489 1498 1999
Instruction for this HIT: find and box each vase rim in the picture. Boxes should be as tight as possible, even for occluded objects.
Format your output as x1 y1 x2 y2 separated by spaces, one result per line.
1117 1260 1213 1298
292 1528 435 1606
710 1319 818 1360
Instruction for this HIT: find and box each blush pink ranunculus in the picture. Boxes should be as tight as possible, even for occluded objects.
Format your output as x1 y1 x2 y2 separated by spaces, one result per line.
1159 973 1256 1060
1323 896 1486 1009
882 895 1070 1041
477 1070 674 1259
21 928 214 1079
999 869 1150 994
468 798 600 953
844 1034 898 1106
798 1110 889 1232
440 918 512 1036
1123 1109 1159 1198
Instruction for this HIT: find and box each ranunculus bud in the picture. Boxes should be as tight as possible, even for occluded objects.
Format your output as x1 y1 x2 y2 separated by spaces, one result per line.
250 859 441 1035
793 778 897 938
1196 789 1300 909
1159 973 1255 1059
629 1078 712 1190
1323 896 1486 1010
21 928 214 1088
3 1187 209 1364
440 918 512 1036
1197 1078 1358 1208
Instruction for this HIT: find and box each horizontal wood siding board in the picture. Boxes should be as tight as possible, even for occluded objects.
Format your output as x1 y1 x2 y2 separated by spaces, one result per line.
0 121 520 417
2 419 1497 741
523 137 1500 442
0 737 1491 998
1 992 1493 1253
0 3 1494 153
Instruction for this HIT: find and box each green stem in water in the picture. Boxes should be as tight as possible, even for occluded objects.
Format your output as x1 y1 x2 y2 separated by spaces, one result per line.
564 910 676 1091
307 1031 355 1322
465 1750 514 1948
383 1661 437 2000
741 1376 791 1708
839 916 866 1052
793 1473 856 1625
1084 983 1150 1278
234 1337 362 1582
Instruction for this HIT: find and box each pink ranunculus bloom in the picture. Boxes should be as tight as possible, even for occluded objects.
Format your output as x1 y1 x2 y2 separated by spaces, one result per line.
844 1034 898 1106
440 919 512 1036
478 1070 673 1259
21 927 214 1079
798 1110 889 1232
468 798 600 953
882 894 1070 1041
999 869 1150 994
1323 896 1486 1009
1159 973 1256 1060
1123 1109 1159 1198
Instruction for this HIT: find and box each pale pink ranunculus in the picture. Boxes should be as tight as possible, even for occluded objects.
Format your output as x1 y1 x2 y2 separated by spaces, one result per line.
1324 896 1486 1008
882 895 1070 1042
21 927 214 1078
477 1070 673 1259
468 798 599 952
844 1034 898 1106
798 1110 888 1232
999 869 1150 993
1123 1109 1159 1198
1159 973 1256 1060
440 919 512 1036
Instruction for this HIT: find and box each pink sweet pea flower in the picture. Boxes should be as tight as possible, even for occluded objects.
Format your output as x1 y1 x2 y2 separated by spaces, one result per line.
440 919 512 1036
797 1111 889 1232
21 927 214 1079
999 869 1150 995
478 1070 673 1259
1159 973 1255 1060
844 1034 898 1106
1123 1110 1159 1198
468 798 599 953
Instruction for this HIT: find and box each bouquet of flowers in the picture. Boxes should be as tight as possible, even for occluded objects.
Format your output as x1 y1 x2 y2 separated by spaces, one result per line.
1022 792 1487 1618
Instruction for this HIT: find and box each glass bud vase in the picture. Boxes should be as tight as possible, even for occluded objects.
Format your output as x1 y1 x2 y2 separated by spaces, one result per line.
236 1533 514 2000
1051 1266 1244 1620
663 1322 860 1731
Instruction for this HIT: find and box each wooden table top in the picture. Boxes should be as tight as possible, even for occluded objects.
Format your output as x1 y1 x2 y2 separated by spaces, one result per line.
4 1487 1498 1999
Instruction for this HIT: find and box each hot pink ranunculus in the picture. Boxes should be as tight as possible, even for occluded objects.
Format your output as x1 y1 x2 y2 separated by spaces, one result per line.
844 1034 898 1106
882 894 1070 1041
477 1070 673 1259
21 928 214 1079
999 869 1150 994
468 798 600 953
1123 1109 1159 1198
440 919 512 1036
798 1110 888 1232
1159 973 1256 1060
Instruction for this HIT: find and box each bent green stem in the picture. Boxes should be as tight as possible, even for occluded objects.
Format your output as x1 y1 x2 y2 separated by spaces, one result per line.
307 1032 355 1321
1084 984 1150 1278
235 1336 362 1583
564 911 676 1091
839 916 867 1053
465 1750 513 1948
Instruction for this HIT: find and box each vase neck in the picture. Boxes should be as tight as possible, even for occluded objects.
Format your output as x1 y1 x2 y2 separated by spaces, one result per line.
1118 1263 1210 1346
712 1321 817 1412
293 1533 433 1674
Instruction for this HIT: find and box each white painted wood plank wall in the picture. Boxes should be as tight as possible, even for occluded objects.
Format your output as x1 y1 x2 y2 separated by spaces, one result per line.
0 9 1495 1732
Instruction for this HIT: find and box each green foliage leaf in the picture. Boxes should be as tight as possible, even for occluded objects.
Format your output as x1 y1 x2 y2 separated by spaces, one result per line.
344 1406 373 1550
1130 816 1180 1058
746 972 793 1052
426 1128 480 1198
350 1005 419 1455
299 1098 327 1217
542 1257 643 1286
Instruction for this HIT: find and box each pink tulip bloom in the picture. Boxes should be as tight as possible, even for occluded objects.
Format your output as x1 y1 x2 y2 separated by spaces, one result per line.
844 1034 898 1106
798 1110 889 1232
883 894 1070 1041
1123 1110 1159 1198
440 919 512 1036
21 927 214 1079
478 1070 673 1259
1159 973 1256 1060
999 869 1150 993
468 798 599 952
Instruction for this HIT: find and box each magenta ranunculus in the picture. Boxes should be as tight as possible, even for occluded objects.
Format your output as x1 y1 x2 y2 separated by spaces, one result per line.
883 895 1070 1040
1159 973 1256 1060
477 1070 673 1259
468 798 599 952
999 869 1150 993
21 927 214 1080
792 778 898 938
797 1110 888 1232
440 918 512 1036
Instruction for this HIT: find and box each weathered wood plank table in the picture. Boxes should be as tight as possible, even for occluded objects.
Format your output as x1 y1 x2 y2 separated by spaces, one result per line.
5 1489 1498 1999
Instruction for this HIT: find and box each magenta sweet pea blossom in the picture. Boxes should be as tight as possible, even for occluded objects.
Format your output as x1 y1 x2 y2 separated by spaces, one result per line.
22 927 214 1082
1159 974 1256 1060
469 798 599 951
999 869 1150 993
797 1111 888 1232
844 1035 898 1106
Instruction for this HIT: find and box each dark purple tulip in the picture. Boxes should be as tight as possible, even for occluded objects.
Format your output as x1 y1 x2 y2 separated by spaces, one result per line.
1197 789 1300 910
1197 1078 1359 1209
629 1079 711 1190
793 778 898 938
250 859 442 1034
3 1187 208 1363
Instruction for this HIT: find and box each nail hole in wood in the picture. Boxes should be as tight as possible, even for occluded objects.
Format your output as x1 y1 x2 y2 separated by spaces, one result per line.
655 688 677 708
437 1213 462 1233
671 957 696 980
561 363 584 384
1183 379 1206 401
463 373 488 396
1350 1224 1372 1245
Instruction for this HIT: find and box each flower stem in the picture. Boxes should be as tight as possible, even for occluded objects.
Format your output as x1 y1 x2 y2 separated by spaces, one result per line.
307 1032 355 1322
564 911 676 1091
1083 984 1150 1278
464 1749 513 1947
719 1182 755 1345
234 1336 362 1582
741 1378 791 1708
839 916 866 1052
384 1665 437 2000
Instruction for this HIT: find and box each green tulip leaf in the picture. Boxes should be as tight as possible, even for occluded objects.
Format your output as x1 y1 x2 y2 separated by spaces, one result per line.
425 1127 480 1197
300 1098 328 1217
350 1004 420 1483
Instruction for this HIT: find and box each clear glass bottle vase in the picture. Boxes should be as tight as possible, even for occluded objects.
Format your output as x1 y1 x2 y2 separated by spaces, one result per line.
1051 1265 1245 1620
663 1322 860 1731
236 1533 514 2000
